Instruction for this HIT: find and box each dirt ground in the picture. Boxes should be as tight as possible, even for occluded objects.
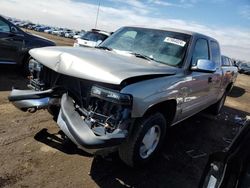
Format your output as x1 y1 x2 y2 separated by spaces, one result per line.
0 33 249 188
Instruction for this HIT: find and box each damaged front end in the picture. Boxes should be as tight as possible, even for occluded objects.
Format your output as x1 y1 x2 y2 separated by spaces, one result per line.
9 58 132 154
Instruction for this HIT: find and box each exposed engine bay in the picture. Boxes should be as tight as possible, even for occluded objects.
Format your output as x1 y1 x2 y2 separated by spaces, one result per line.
28 59 132 136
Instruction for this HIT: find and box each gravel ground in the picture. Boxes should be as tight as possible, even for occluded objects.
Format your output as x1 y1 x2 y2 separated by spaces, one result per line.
0 33 249 188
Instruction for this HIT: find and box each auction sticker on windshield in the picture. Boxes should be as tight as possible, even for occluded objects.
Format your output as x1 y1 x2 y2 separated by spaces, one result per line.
164 37 186 47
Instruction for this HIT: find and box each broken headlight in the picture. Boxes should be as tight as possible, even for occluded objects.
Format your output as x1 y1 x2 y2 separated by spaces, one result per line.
29 59 43 73
28 59 45 90
91 86 132 106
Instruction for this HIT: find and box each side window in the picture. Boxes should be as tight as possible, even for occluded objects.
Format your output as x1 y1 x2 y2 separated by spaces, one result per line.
221 56 230 66
0 19 10 33
192 39 209 65
228 58 233 66
210 41 221 66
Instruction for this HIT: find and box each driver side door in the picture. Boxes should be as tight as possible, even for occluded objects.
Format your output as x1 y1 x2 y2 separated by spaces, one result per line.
0 17 24 64
178 38 215 120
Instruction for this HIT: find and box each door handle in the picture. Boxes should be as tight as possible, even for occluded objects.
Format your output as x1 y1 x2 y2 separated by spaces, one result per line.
208 77 213 83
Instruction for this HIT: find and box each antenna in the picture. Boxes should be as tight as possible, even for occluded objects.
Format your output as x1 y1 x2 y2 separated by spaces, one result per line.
94 0 100 29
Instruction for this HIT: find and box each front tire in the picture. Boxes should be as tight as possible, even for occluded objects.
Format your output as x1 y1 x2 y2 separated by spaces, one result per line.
118 113 166 167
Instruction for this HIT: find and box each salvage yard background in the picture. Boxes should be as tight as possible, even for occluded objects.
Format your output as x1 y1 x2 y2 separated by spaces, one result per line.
0 31 249 188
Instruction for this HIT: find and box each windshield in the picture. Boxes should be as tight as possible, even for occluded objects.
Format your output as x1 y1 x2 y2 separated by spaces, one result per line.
100 27 191 66
81 31 108 42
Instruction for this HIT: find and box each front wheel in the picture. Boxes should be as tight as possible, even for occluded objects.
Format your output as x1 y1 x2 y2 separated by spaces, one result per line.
118 113 166 167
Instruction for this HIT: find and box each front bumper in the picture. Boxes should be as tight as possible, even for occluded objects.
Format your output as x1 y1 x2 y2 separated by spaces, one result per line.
57 93 127 154
8 88 53 111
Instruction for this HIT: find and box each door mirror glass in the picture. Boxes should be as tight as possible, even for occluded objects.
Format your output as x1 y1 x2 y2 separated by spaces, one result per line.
191 59 216 73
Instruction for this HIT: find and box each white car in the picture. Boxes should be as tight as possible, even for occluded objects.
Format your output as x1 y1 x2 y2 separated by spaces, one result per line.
44 28 55 34
73 32 86 39
73 30 110 47
65 32 75 38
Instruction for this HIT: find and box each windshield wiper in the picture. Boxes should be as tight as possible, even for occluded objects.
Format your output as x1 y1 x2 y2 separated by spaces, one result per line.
130 52 161 62
130 52 167 65
96 46 113 51
129 52 153 61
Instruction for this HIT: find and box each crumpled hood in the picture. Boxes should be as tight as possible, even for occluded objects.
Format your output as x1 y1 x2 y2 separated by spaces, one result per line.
29 46 177 85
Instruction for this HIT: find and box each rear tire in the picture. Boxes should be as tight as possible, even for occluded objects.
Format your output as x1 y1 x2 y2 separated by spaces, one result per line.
209 92 226 115
118 113 166 167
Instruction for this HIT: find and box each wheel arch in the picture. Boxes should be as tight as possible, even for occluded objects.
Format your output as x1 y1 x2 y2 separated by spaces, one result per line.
21 52 31 66
226 82 234 94
143 99 177 126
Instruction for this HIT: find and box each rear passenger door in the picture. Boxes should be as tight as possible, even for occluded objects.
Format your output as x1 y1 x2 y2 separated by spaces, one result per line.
209 41 222 101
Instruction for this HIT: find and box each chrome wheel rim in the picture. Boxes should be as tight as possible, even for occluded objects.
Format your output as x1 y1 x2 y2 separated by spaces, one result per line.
139 125 161 159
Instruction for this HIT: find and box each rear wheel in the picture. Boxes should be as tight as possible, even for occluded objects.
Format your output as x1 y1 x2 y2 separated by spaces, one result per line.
118 113 166 167
209 92 226 115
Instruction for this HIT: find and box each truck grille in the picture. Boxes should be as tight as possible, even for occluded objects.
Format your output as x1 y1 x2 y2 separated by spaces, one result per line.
38 66 120 109
38 67 91 108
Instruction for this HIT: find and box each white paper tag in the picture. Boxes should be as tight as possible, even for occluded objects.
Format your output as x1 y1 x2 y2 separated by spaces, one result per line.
164 37 186 47
207 175 217 188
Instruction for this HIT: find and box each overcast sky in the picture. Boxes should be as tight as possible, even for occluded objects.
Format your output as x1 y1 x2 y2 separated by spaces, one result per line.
1 0 250 61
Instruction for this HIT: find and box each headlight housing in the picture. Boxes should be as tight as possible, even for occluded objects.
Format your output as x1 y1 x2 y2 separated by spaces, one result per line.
29 59 43 72
91 86 132 106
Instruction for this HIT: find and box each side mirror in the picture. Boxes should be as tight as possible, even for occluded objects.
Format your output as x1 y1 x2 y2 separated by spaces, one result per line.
191 59 216 73
10 26 18 33
96 40 103 46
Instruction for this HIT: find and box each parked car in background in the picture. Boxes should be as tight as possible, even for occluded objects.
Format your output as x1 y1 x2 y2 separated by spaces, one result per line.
35 26 51 32
44 28 55 34
22 22 35 29
0 15 55 74
221 55 238 92
27 24 38 30
64 31 76 38
73 29 110 47
51 28 62 35
238 63 250 75
9 26 234 167
73 31 86 39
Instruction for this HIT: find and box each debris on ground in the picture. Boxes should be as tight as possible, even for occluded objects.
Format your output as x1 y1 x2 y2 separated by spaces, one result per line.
222 137 233 144
186 149 207 159
162 153 172 161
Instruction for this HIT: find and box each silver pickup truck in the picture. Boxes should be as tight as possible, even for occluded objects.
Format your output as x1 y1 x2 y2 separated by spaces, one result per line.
9 26 236 167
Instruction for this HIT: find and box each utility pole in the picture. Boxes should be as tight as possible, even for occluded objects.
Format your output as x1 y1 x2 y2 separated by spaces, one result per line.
94 0 100 29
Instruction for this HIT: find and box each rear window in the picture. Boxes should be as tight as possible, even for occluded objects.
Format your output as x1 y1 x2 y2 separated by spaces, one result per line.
221 56 231 66
81 32 108 42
